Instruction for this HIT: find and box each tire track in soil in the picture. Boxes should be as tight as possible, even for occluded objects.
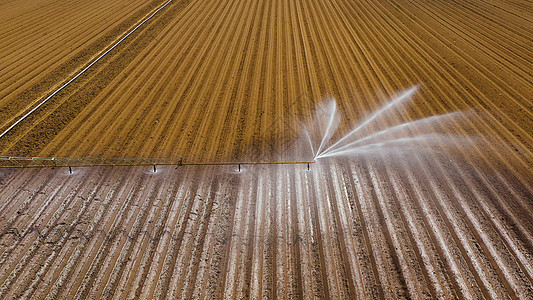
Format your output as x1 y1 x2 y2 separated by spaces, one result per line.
160 172 205 297
293 167 317 298
108 173 168 298
248 173 267 298
0 168 56 231
182 170 223 299
195 171 239 299
121 170 185 299
267 166 278 299
219 170 255 299
276 165 296 298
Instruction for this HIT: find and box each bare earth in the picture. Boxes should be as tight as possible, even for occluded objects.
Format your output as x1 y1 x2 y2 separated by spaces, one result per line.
0 0 531 298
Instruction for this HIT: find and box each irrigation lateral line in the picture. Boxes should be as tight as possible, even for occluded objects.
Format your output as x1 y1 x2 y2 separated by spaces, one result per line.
0 0 175 139
0 156 315 168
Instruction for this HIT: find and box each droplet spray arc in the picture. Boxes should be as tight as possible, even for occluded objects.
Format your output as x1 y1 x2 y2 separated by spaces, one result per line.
318 86 418 157
302 85 467 161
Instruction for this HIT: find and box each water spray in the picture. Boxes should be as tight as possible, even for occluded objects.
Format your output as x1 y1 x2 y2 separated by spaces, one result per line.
302 85 468 161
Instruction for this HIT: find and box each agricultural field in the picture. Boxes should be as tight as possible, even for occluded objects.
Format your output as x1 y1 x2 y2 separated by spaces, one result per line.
0 0 531 298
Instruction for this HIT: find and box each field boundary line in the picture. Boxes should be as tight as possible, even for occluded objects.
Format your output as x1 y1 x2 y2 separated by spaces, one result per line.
0 0 175 139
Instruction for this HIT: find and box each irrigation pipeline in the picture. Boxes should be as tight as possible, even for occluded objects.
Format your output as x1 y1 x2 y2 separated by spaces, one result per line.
0 0 175 139
0 156 315 169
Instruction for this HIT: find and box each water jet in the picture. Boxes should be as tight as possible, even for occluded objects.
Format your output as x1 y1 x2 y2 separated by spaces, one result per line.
301 86 469 160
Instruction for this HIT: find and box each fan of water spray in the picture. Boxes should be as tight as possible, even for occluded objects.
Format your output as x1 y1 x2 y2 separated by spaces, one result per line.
301 86 469 160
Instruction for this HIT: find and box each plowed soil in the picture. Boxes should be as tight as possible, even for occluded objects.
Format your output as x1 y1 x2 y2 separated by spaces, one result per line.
0 0 531 298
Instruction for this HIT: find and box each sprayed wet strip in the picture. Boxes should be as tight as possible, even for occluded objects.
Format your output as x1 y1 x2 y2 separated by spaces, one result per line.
0 163 530 298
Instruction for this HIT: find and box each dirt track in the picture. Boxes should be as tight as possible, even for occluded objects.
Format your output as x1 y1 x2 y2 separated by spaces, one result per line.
0 0 531 298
